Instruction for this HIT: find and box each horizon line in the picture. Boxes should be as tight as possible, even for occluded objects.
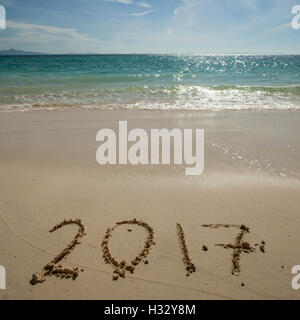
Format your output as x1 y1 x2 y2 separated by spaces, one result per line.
1 49 300 56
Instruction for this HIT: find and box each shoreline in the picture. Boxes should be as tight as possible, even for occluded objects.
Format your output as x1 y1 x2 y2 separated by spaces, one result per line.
1 105 300 113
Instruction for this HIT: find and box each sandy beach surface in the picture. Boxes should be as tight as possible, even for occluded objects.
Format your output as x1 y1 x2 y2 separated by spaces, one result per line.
0 109 300 300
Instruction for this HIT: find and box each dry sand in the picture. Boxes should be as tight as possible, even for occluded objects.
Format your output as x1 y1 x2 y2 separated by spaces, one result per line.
0 110 300 300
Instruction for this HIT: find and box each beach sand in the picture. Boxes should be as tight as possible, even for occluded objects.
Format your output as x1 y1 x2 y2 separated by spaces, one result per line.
0 109 300 300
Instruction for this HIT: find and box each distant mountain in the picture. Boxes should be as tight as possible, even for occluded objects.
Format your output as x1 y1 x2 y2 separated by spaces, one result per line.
0 48 47 55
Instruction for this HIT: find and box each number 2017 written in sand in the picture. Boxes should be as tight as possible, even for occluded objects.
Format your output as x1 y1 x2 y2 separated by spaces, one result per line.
30 219 266 285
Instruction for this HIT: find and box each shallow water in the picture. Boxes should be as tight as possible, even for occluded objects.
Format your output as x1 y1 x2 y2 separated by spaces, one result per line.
0 54 300 111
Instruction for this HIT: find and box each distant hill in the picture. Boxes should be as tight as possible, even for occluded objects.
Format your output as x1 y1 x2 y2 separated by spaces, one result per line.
0 48 47 55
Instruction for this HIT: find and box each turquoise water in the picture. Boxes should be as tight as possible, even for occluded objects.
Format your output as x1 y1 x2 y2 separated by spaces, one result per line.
0 54 300 111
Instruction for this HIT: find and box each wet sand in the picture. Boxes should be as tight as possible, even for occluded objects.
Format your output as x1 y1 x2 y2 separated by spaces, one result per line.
0 110 300 300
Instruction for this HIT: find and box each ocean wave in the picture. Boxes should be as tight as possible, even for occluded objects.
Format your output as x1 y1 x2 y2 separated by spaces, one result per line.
1 84 300 112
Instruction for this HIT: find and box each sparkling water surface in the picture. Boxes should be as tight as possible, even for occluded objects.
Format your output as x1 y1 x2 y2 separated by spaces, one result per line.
0 54 300 111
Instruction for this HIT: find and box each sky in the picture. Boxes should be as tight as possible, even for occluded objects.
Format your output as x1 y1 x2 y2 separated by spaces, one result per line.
0 0 300 54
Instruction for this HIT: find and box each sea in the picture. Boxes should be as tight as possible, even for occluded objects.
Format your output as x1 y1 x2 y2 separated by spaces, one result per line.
0 54 300 112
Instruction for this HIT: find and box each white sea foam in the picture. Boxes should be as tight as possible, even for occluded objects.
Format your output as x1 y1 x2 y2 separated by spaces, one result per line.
0 85 300 112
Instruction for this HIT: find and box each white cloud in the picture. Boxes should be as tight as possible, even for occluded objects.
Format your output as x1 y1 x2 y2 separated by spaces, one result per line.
7 21 79 35
137 2 152 8
130 9 154 16
2 21 101 53
104 0 133 4
171 0 198 27
264 22 291 34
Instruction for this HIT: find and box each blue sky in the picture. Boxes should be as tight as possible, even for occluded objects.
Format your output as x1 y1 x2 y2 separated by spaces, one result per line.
0 0 300 54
